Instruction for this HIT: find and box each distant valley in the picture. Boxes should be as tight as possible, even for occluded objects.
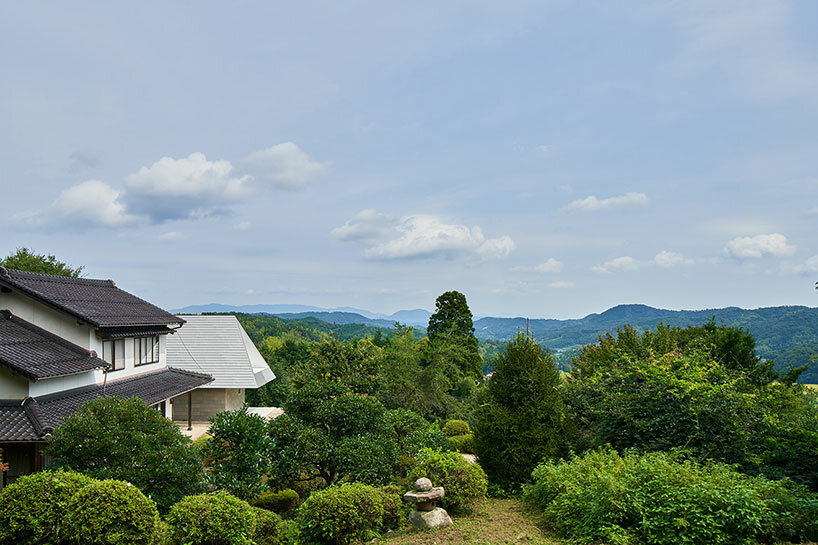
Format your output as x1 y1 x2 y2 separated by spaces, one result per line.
175 303 818 382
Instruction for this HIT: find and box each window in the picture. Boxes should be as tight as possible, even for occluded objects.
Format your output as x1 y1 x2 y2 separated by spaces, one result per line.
135 335 160 366
102 339 125 371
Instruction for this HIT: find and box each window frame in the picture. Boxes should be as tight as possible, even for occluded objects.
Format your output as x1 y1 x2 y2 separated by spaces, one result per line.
102 339 126 372
134 335 160 366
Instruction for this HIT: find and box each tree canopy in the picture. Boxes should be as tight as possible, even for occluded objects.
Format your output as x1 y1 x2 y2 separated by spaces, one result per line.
426 290 482 381
0 247 84 277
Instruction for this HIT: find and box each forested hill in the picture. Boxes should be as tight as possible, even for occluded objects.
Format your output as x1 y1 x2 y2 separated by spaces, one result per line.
473 304 817 353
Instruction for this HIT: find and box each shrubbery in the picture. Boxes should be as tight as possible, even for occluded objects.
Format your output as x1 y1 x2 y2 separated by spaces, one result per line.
251 489 300 513
443 419 471 437
297 482 401 545
526 449 818 545
46 396 205 512
250 507 286 545
0 470 94 545
408 448 487 510
447 433 474 454
165 491 256 545
64 479 160 545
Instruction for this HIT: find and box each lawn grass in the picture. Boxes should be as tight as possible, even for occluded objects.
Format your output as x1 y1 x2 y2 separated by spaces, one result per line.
382 498 561 545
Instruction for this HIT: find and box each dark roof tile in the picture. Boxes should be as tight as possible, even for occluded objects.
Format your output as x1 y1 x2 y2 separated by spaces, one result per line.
0 311 108 380
0 401 39 441
0 268 184 328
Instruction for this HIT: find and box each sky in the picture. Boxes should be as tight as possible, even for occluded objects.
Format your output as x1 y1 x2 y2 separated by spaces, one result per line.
2 0 818 319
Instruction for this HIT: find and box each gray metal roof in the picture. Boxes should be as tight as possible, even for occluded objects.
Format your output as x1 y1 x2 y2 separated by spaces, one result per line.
166 315 275 389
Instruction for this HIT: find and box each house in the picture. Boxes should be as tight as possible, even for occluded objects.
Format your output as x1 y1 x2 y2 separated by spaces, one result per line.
0 267 213 489
166 315 275 424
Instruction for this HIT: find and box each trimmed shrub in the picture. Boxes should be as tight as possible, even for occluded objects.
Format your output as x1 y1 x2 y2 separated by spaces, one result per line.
165 491 256 545
251 489 300 513
251 507 286 545
408 448 487 510
526 449 818 545
447 433 474 454
297 482 401 545
442 419 471 437
64 479 159 545
0 469 95 545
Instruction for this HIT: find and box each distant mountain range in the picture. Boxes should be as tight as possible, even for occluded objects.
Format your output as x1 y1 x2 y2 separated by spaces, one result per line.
174 303 433 327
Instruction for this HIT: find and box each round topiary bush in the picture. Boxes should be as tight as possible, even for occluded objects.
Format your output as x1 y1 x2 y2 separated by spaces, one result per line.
442 419 471 437
0 469 95 545
297 482 401 545
447 433 474 454
165 491 256 545
64 479 160 545
408 448 487 510
251 507 286 545
251 489 300 513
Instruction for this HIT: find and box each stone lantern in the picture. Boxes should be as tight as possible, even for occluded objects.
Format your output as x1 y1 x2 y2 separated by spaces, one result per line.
402 477 453 529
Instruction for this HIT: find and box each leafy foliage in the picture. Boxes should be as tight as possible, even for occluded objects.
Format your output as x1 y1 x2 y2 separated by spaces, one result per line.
205 407 273 500
427 291 482 381
566 326 818 490
474 336 569 490
64 479 160 545
0 470 95 545
0 247 84 277
251 489 300 514
250 507 286 545
296 483 401 545
442 419 471 437
447 433 474 454
408 448 488 510
46 397 205 513
165 491 257 545
526 449 818 545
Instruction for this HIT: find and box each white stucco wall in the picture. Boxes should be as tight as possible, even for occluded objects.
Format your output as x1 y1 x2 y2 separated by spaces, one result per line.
0 367 28 399
0 290 94 350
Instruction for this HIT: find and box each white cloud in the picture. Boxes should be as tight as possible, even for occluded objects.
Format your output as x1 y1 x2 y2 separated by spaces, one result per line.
653 251 685 268
809 207 818 216
795 255 818 273
239 142 329 190
549 280 574 288
30 180 138 228
535 258 563 273
334 211 514 260
563 192 648 212
724 233 795 258
593 256 639 273
159 231 183 241
233 221 252 231
536 144 552 153
331 209 397 242
122 152 250 221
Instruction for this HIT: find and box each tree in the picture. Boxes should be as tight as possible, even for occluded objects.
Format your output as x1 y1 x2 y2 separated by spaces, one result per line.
205 407 273 500
46 397 205 513
474 335 569 489
0 247 83 277
426 291 482 381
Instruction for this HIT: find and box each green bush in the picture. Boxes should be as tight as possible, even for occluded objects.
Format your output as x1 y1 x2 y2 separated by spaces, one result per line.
526 449 818 545
447 433 474 454
165 491 256 545
0 470 95 545
251 489 300 513
297 482 401 544
251 507 286 545
64 479 160 545
442 419 471 437
408 448 487 510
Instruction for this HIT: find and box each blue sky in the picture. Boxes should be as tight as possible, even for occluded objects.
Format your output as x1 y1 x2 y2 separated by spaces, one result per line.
2 1 818 318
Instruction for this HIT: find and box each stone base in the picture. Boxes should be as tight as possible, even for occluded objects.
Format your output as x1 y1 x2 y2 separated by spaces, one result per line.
408 507 453 530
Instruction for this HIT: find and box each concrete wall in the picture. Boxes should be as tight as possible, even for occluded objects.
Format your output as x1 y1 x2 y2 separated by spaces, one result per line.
171 388 245 422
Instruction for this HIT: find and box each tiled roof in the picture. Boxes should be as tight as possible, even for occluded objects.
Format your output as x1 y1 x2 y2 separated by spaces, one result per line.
0 310 109 380
0 401 39 441
0 268 184 328
167 315 275 389
0 368 213 441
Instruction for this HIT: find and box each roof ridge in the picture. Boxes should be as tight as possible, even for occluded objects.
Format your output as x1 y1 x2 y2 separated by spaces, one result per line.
1 268 112 286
